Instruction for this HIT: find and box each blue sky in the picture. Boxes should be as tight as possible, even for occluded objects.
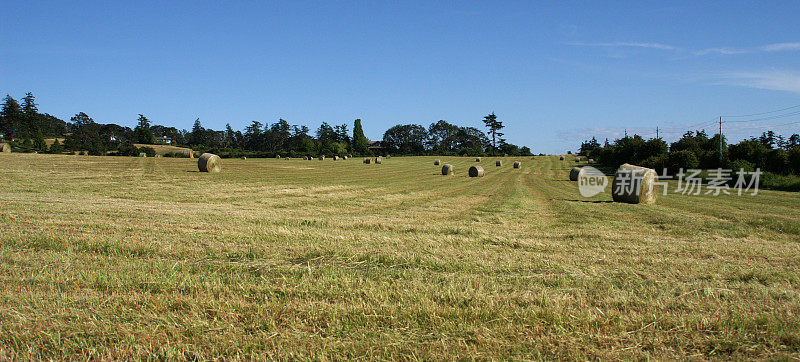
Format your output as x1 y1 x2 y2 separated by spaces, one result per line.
2 1 799 153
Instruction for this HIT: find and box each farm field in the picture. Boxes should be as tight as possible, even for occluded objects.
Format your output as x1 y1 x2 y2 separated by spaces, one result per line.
1 153 799 359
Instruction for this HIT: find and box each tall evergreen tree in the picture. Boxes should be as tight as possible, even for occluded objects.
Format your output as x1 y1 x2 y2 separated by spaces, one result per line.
133 114 155 144
352 119 370 155
482 113 504 155
0 95 23 138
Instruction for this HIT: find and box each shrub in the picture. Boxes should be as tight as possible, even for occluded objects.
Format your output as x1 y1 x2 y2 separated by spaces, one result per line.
138 146 156 157
668 150 699 173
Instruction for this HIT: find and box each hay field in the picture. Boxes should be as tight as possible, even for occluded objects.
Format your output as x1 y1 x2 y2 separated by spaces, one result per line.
1 153 799 359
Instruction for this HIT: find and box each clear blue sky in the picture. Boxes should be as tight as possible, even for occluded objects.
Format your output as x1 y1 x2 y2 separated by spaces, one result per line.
2 1 799 153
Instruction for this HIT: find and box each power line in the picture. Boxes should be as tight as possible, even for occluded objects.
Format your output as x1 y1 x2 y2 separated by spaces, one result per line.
722 103 800 118
723 109 800 124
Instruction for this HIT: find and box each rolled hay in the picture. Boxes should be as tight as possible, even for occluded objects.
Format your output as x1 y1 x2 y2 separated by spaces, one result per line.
343 156 348 160
475 157 481 162
155 154 162 158
503 153 508 157
611 163 658 204
496 160 502 167
198 153 222 173
138 152 147 157
333 156 340 161
588 158 595 163
285 157 291 160
319 155 325 160
559 156 565 160
386 154 391 158
569 167 583 181
276 154 281 159
441 164 454 175
364 157 372 164
242 156 247 160
187 150 195 159
513 161 521 168
468 165 485 177
375 157 383 164
434 159 440 165
0 143 11 153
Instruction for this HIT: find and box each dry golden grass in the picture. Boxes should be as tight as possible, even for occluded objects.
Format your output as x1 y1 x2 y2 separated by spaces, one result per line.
0 153 798 359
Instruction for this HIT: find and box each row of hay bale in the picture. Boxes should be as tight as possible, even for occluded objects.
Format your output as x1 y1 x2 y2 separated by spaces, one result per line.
363 157 383 164
570 164 658 204
439 160 521 177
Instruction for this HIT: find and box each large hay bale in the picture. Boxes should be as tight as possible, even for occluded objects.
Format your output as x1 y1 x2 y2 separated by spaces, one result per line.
559 156 565 160
441 164 454 175
364 157 371 164
333 156 340 161
434 159 440 165
242 156 247 160
0 143 11 153
513 161 521 168
503 153 508 157
611 163 658 204
155 154 162 158
139 152 147 157
475 157 481 162
496 160 502 167
375 157 382 164
187 150 195 159
319 155 325 160
569 167 583 181
588 158 595 163
343 156 348 160
469 165 485 177
198 153 221 173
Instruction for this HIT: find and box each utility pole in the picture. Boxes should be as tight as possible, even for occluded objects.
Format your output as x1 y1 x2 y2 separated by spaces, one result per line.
656 126 659 139
624 128 627 138
719 116 723 164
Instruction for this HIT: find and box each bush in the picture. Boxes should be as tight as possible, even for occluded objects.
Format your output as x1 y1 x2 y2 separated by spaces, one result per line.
138 146 156 157
642 154 667 172
116 142 140 156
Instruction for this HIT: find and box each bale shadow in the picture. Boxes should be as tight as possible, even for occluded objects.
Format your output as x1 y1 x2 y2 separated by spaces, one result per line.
553 198 614 204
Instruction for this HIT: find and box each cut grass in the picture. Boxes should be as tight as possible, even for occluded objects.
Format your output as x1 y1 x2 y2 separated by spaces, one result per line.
0 153 798 359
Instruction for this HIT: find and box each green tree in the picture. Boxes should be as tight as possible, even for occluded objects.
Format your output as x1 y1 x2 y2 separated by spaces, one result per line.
1 95 23 138
49 138 64 154
133 114 155 144
352 119 370 155
482 113 504 155
33 130 47 152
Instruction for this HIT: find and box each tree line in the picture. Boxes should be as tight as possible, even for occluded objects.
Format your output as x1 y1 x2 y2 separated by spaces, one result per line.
0 93 532 157
579 129 800 190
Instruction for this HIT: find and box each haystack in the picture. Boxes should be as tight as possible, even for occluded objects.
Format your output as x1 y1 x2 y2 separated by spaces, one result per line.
588 158 595 163
469 165 485 177
334 156 340 161
434 159 440 165
343 156 348 160
559 156 565 160
496 160 502 167
569 167 583 181
441 164 454 175
319 155 325 160
513 161 521 168
242 156 247 160
475 157 481 162
0 143 11 153
364 157 372 164
611 163 658 204
139 152 147 157
276 154 281 159
375 157 382 164
198 153 221 173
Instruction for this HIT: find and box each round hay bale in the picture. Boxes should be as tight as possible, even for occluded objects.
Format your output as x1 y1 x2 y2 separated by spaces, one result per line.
559 156 565 161
155 154 162 158
375 157 382 164
276 154 281 159
242 156 247 160
343 156 348 160
364 157 372 164
139 152 147 157
333 156 340 161
611 163 658 204
513 161 521 168
434 159 440 165
496 160 502 167
575 157 581 162
588 158 595 163
319 155 325 160
0 143 11 153
386 154 391 158
475 157 481 162
468 165 485 177
441 164 454 175
198 153 222 173
569 167 583 181
285 157 290 160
